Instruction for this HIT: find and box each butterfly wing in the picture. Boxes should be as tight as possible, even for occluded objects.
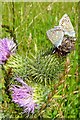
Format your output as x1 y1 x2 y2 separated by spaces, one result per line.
46 26 64 48
59 14 75 37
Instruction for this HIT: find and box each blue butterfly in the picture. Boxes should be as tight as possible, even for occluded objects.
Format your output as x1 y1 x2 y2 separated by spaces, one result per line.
47 14 76 48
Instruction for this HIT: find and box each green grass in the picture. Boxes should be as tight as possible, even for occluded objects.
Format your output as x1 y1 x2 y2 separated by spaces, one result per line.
1 2 79 119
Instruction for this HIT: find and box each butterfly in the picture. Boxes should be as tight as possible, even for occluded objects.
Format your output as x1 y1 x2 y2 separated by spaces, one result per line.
46 14 76 55
46 26 64 48
59 14 75 37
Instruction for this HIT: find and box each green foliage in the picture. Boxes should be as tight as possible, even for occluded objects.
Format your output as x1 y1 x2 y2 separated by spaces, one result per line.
1 2 79 119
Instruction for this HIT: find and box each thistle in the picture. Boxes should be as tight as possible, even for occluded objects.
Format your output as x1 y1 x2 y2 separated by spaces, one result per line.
10 77 37 115
26 53 64 84
5 51 64 85
0 38 16 65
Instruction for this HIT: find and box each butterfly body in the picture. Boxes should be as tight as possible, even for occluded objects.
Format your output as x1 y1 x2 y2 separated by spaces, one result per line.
47 14 76 56
55 36 75 56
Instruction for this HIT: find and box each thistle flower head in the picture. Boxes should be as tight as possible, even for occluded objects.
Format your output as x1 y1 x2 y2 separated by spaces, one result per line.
10 77 37 115
0 38 16 64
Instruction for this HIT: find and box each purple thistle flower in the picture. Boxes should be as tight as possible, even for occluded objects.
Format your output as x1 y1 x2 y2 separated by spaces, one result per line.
10 77 37 115
0 38 16 64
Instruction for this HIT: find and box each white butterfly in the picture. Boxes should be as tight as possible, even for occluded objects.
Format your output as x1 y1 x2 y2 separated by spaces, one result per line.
59 14 75 37
47 14 75 48
46 26 64 47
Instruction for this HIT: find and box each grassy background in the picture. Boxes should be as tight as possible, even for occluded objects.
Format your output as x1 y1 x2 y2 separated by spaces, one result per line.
2 2 78 54
1 2 79 119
